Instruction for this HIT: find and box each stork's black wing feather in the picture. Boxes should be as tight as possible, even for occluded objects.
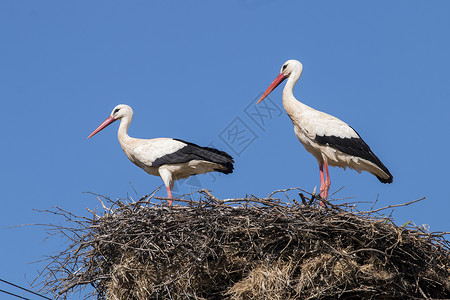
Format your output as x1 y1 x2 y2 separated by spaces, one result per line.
152 139 234 174
315 130 392 183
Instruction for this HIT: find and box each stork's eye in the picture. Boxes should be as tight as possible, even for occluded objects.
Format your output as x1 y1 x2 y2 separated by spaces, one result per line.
282 64 287 71
113 108 120 114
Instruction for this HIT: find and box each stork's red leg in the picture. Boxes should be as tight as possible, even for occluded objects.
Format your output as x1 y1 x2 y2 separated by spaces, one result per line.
166 186 173 206
319 164 325 189
319 164 326 206
323 161 331 200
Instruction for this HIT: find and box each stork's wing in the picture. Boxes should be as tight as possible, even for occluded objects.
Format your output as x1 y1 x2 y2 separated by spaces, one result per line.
133 138 234 173
132 138 187 166
298 110 393 183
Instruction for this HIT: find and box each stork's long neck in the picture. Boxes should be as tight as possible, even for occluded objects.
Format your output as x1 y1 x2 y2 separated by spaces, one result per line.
282 70 308 116
117 115 133 147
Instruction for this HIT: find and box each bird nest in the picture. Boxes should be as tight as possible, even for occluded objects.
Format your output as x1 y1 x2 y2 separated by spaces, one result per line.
36 188 450 299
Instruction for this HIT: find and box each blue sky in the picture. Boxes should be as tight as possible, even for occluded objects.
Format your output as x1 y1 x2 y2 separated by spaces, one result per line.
1 1 449 298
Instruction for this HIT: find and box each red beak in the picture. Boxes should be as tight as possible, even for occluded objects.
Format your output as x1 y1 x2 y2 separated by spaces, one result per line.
256 73 287 104
87 116 116 139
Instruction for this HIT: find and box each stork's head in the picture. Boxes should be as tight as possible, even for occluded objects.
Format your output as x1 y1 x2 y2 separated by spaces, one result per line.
280 60 303 78
257 59 303 104
87 104 133 139
110 104 133 120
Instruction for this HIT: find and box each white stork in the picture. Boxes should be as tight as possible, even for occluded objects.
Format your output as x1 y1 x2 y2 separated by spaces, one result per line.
88 104 234 205
257 59 392 201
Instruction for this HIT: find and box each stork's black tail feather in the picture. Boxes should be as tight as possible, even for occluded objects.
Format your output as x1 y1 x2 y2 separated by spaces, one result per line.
173 139 234 174
377 173 393 184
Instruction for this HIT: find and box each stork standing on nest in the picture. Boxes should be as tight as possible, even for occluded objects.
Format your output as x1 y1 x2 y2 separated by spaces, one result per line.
257 60 392 201
88 104 234 205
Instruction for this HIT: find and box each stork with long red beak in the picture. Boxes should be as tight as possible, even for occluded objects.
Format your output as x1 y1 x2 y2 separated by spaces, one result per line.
88 104 234 205
257 60 392 201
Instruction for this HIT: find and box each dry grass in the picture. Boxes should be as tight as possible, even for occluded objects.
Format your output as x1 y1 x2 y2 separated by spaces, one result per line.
35 188 450 299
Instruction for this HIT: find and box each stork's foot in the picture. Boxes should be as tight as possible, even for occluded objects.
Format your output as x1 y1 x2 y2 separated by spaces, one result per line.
307 188 325 207
319 190 328 207
318 196 326 207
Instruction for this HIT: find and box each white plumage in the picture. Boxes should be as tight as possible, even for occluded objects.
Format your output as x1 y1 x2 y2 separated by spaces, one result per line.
257 60 392 201
88 104 234 205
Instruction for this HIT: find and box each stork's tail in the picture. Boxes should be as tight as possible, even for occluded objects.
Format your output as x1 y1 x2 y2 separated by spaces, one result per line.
373 157 393 184
376 170 393 184
201 146 234 174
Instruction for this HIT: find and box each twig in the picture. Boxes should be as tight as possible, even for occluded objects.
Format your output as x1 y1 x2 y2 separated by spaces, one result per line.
362 197 426 214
